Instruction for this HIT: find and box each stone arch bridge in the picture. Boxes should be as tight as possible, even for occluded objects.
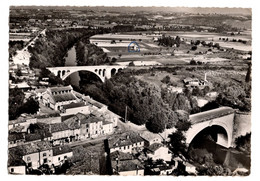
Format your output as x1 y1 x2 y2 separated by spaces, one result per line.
47 65 127 82
185 107 235 148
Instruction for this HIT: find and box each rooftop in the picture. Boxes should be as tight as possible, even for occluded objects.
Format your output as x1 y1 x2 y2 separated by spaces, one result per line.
189 106 235 124
8 133 24 142
112 159 144 172
147 143 164 153
9 140 52 156
49 85 73 93
140 130 162 142
103 120 113 125
110 151 133 161
24 133 42 142
50 122 69 133
8 149 26 167
62 102 86 109
52 93 77 103
109 132 144 148
52 145 72 156
81 116 103 124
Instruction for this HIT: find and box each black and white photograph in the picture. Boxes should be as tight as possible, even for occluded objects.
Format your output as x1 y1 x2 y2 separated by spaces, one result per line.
5 0 256 177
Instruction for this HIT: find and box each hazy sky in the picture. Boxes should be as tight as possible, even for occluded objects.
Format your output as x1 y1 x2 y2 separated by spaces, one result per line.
10 6 251 15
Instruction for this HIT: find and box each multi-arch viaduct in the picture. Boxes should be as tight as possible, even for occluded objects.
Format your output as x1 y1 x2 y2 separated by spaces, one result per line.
47 65 127 82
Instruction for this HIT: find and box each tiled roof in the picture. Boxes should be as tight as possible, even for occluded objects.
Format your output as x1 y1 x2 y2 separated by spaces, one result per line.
62 102 86 109
75 112 88 120
84 96 106 109
8 133 24 142
110 151 133 161
147 143 163 153
52 93 77 102
35 113 60 119
80 116 103 124
112 159 144 172
63 118 80 130
10 141 52 155
110 132 144 148
52 145 72 156
189 106 234 124
8 149 26 167
49 85 73 93
25 133 42 142
140 131 162 142
50 122 69 133
103 120 113 125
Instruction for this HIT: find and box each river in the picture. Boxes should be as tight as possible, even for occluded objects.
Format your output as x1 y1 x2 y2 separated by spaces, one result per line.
190 134 250 172
64 46 80 86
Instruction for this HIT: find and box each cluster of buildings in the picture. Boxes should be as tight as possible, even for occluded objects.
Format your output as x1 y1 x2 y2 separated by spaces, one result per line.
8 85 121 174
105 130 196 176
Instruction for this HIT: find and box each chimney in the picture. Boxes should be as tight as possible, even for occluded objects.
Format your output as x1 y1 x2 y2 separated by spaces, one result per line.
204 73 207 82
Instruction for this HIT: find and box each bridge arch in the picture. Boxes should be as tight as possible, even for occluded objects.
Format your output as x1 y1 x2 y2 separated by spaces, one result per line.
111 68 116 76
186 118 233 148
62 69 104 83
185 107 235 148
187 124 229 149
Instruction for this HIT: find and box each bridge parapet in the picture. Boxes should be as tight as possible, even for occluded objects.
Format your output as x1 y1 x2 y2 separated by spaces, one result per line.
47 65 127 82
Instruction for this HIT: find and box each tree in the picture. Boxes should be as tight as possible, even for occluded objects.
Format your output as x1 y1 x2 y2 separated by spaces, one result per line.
245 63 251 83
16 69 22 76
190 59 197 65
146 111 167 133
9 87 25 120
129 61 135 66
192 86 202 96
20 97 40 115
166 111 178 129
191 45 197 51
111 57 117 63
161 75 171 84
168 130 188 156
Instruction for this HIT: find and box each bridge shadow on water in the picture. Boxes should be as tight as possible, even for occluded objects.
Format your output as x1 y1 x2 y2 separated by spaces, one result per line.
188 126 250 172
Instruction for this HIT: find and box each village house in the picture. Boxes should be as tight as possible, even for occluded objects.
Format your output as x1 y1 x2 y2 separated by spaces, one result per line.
42 85 79 111
50 122 72 146
36 113 62 124
140 130 163 147
90 109 119 128
8 150 26 175
79 116 103 139
60 102 90 116
183 73 209 88
109 132 145 154
8 133 25 148
8 114 37 133
146 143 172 162
112 158 144 176
150 165 175 175
9 141 53 169
63 114 81 141
52 145 73 166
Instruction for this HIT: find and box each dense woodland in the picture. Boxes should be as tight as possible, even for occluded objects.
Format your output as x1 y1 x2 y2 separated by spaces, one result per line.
27 28 110 69
80 70 194 134
9 87 39 120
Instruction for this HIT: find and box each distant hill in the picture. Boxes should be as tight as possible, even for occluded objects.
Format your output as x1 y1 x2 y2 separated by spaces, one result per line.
223 19 252 30
10 6 251 16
